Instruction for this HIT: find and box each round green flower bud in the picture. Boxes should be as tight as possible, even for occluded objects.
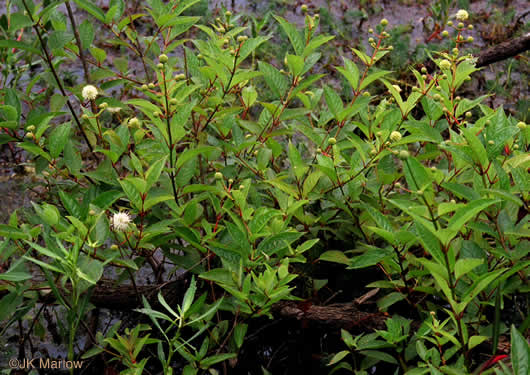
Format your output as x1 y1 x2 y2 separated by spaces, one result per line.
467 36 474 42
368 37 374 43
214 172 223 180
442 74 448 80
421 67 427 74
398 150 410 159
452 47 459 55
468 24 473 30
128 117 140 128
370 149 377 155
301 4 308 12
228 178 234 184
380 18 389 27
328 137 337 145
368 28 374 34
362 91 370 97
513 144 519 149
314 14 319 19
81 114 89 120
159 54 168 63
433 94 442 101
25 132 34 138
239 185 245 190
390 131 402 142
388 45 394 51
395 182 401 188
440 59 451 70
175 73 186 80
141 84 148 90
447 21 453 26
465 111 472 118
516 121 526 129
488 140 495 145
26 125 36 132
153 111 161 117
225 10 232 17
110 244 119 250
99 102 108 109
442 30 449 37
197 54 203 59
148 83 155 89
157 63 164 69
455 96 461 101
458 22 464 29
218 26 226 33
316 147 322 154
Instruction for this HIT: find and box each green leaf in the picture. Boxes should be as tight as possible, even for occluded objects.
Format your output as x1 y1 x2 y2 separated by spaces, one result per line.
233 323 248 349
48 30 73 50
48 122 71 158
79 19 95 49
336 57 359 91
324 85 343 119
348 248 392 269
72 0 106 22
318 250 350 264
199 353 237 368
273 16 304 56
448 199 499 233
286 54 304 76
145 157 167 191
361 70 391 90
92 190 124 210
90 47 107 64
288 142 308 179
511 324 530 375
328 350 350 366
258 61 289 98
454 258 483 280
458 269 506 312
0 40 41 55
17 142 51 162
176 146 216 169
181 276 196 315
462 127 488 167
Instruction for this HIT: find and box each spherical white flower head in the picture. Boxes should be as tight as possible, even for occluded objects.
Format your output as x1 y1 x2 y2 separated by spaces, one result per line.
456 9 469 21
82 85 98 101
111 212 131 232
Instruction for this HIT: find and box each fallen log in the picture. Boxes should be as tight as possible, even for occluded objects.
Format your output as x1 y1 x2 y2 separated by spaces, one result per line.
1 280 386 329
423 32 530 71
476 32 530 67
272 301 387 330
